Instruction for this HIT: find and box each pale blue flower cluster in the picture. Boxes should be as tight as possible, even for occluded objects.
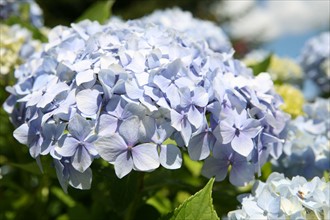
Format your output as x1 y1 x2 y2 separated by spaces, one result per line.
227 172 330 220
4 18 288 191
0 0 43 27
135 8 232 53
299 32 330 100
272 98 330 179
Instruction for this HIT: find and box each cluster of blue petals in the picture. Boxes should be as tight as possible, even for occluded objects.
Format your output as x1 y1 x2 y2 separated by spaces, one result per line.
272 98 330 179
299 32 330 100
4 17 288 191
228 172 330 220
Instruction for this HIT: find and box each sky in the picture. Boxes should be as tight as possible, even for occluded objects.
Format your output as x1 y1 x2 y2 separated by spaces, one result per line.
263 30 325 58
212 0 330 58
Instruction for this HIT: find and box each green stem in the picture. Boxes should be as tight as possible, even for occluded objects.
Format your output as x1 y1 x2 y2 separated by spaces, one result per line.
124 172 145 220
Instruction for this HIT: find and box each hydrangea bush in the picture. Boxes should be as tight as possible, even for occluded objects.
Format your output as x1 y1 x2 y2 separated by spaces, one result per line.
299 32 330 100
227 172 330 220
4 17 289 192
271 98 330 179
0 0 44 28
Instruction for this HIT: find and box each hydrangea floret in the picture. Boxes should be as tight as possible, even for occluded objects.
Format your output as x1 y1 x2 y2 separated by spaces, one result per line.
4 18 288 192
227 172 330 220
271 98 330 179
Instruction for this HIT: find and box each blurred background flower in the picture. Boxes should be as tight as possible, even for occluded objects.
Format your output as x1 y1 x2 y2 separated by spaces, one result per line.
0 24 41 77
228 172 330 220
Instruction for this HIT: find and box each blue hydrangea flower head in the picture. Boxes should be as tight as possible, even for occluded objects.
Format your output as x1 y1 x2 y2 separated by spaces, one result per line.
228 172 330 220
271 98 330 179
4 16 288 191
132 7 232 53
299 32 330 100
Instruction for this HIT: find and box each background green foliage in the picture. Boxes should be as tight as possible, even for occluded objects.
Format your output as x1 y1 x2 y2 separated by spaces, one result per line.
36 0 218 27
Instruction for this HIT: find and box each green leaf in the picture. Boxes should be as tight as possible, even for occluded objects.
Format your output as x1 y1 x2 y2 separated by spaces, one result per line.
183 153 203 177
50 187 76 208
76 0 115 24
248 54 272 76
9 162 42 175
161 178 219 220
146 188 172 214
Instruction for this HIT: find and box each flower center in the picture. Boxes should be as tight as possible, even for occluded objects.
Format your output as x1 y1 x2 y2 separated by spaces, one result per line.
235 128 240 137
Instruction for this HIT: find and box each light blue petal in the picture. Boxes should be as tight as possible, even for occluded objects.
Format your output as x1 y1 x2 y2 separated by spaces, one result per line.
179 87 191 108
139 116 156 143
188 132 213 160
125 79 144 100
257 189 281 214
37 82 69 108
192 87 208 107
122 103 145 119
56 137 79 157
125 52 145 73
76 69 95 86
94 133 127 163
220 121 235 144
68 114 92 140
242 200 264 218
29 136 42 158
53 159 68 193
153 74 171 92
97 114 118 136
98 69 116 88
13 123 29 144
180 119 192 146
159 144 182 169
72 146 93 172
25 91 42 107
105 95 125 117
68 166 92 190
118 116 140 145
84 142 98 156
230 159 254 186
166 84 181 108
187 105 204 128
231 133 254 157
201 156 228 181
114 151 133 178
76 89 101 116
170 109 183 131
132 143 160 171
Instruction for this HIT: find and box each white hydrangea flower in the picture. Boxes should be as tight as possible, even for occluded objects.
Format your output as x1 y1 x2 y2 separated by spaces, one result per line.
0 24 41 75
228 172 330 220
